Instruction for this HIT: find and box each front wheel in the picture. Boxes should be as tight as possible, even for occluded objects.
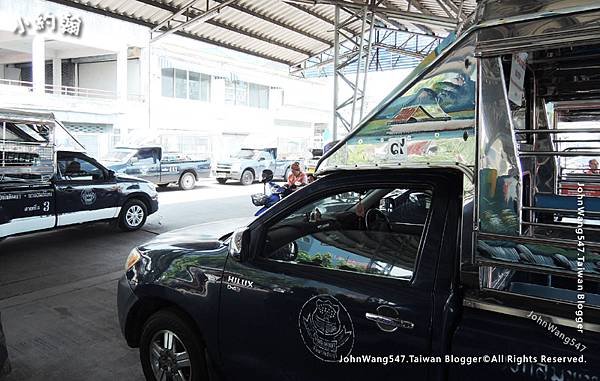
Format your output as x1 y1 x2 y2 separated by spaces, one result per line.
179 172 196 191
140 310 207 381
118 199 148 231
240 170 254 186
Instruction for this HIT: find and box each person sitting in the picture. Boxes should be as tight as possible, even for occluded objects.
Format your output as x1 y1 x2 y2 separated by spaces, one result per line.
586 159 600 175
287 161 307 187
65 161 81 177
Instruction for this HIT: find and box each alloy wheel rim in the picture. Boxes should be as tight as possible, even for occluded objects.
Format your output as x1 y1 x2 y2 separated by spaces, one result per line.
126 205 144 227
242 172 253 184
183 174 194 188
150 330 191 381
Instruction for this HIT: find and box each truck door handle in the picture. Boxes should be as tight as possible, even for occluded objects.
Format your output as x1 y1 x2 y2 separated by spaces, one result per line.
365 312 414 331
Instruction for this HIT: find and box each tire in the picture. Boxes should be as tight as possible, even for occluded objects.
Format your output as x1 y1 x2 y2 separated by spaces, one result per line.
240 170 254 186
216 178 227 185
157 184 169 189
179 172 196 191
140 309 207 381
118 199 148 231
283 167 291 181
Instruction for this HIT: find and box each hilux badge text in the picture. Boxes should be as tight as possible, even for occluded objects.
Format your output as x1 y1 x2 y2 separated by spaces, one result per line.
227 275 253 289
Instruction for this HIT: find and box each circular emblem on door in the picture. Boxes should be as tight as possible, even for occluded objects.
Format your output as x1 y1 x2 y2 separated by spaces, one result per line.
80 189 97 206
298 294 354 362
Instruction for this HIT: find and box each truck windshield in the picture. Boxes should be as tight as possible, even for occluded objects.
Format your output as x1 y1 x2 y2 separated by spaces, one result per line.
232 149 259 159
104 148 135 162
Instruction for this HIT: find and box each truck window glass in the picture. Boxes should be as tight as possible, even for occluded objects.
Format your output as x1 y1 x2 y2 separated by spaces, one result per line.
58 156 104 181
135 148 158 164
263 186 432 280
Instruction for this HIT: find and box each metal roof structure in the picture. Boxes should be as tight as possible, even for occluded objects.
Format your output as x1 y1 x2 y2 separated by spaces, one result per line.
47 0 476 70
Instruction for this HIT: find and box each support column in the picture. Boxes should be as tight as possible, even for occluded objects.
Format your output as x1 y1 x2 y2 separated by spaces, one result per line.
333 5 340 141
32 35 45 95
138 46 150 137
116 45 128 100
52 58 62 94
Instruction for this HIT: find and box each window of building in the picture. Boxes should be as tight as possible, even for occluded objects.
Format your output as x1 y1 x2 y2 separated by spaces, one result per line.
225 80 269 109
161 68 174 97
189 71 200 100
263 186 432 280
189 71 210 101
175 69 187 99
235 81 248 106
249 83 269 109
161 66 210 101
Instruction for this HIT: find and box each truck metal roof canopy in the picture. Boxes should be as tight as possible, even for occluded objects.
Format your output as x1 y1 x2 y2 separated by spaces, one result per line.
0 109 56 176
318 0 600 176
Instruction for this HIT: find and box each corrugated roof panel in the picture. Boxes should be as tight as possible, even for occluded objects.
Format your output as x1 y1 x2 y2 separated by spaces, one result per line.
212 5 330 43
47 0 478 66
183 22 309 63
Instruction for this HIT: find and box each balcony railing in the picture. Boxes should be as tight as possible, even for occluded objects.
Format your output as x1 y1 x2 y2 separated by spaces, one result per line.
0 78 144 102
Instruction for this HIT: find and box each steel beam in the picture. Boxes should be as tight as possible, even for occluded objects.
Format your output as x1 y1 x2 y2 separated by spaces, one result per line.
283 0 458 29
151 0 238 43
333 5 340 140
290 27 437 75
332 3 378 135
134 0 177 12
152 0 205 32
286 3 360 36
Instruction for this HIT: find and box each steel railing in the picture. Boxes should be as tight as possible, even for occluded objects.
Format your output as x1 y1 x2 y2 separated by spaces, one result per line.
0 78 144 102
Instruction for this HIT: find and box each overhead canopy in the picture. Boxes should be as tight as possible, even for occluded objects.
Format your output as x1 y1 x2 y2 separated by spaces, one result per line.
48 0 476 68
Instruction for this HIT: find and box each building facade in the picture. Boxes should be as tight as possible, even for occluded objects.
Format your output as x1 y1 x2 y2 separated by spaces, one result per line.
0 0 331 161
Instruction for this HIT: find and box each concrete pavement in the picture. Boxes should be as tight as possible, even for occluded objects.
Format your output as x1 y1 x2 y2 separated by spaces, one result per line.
0 179 262 380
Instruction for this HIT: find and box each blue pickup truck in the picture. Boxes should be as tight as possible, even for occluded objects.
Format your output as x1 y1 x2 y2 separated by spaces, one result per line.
0 109 159 240
103 146 211 190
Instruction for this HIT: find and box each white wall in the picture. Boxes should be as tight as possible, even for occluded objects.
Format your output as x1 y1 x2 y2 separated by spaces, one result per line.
76 58 140 94
78 61 116 91
128 59 140 95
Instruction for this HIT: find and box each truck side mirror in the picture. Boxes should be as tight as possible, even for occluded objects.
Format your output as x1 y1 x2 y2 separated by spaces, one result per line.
107 170 116 179
258 157 265 161
229 227 250 262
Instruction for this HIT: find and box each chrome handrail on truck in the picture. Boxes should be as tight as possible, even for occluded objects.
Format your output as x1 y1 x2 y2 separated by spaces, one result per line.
0 109 56 179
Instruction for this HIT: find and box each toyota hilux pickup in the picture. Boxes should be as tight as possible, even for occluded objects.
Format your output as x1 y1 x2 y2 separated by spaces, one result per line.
214 148 295 185
103 146 211 191
118 2 600 380
0 110 158 240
